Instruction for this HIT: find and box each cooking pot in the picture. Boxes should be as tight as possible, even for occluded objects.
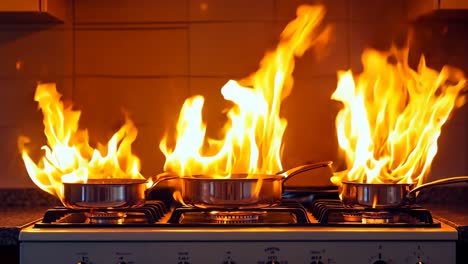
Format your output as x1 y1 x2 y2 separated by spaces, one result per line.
62 178 147 209
340 176 468 208
61 161 332 210
153 161 333 209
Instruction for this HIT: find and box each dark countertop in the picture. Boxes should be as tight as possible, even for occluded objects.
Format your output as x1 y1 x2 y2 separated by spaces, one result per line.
428 205 468 241
0 207 51 245
418 182 468 241
0 189 60 246
419 183 468 264
428 205 468 227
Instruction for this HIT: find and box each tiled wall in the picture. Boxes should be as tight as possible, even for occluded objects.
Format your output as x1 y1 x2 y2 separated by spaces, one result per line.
1 0 466 188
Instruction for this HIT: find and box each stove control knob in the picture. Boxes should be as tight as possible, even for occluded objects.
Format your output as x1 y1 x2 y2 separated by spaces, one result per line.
416 262 425 264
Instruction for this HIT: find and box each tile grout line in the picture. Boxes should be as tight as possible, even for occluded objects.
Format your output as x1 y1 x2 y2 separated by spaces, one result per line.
67 74 338 79
186 0 192 96
346 0 351 71
71 0 76 101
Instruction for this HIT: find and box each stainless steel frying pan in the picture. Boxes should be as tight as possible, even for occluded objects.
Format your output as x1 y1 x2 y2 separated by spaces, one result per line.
340 176 468 208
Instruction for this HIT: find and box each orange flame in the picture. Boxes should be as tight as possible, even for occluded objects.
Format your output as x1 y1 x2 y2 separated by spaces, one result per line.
372 194 378 209
18 83 144 200
331 48 466 186
160 5 330 178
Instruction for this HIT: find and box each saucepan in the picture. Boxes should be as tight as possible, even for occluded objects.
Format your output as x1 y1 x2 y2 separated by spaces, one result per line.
340 176 468 209
153 161 333 209
61 161 332 210
62 178 148 209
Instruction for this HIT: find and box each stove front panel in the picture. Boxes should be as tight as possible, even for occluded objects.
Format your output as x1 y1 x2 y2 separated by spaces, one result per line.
20 241 455 264
20 223 458 264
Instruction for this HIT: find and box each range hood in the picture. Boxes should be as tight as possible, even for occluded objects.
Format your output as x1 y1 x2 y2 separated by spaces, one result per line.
0 0 65 23
410 0 468 22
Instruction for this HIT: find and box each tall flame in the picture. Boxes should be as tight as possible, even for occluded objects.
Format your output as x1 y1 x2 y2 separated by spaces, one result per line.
331 48 466 186
160 5 330 177
18 83 144 199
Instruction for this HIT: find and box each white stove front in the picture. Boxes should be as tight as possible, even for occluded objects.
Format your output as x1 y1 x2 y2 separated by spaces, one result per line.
19 222 457 264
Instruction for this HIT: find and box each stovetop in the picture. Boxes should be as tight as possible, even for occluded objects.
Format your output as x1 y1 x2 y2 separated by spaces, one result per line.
20 198 458 264
32 198 441 228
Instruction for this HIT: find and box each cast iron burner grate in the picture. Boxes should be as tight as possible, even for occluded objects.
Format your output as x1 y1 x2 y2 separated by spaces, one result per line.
311 199 441 227
168 200 310 225
34 200 168 227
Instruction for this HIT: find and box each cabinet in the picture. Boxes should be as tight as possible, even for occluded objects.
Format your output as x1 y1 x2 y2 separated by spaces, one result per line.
0 0 66 23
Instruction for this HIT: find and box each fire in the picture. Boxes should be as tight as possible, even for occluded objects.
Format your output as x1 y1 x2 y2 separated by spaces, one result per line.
18 83 144 200
160 5 330 177
372 194 378 209
331 48 466 186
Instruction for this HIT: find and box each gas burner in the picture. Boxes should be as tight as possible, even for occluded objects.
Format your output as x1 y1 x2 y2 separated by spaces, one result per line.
169 201 309 224
361 211 394 224
33 201 168 227
342 213 362 222
85 211 127 224
311 199 440 226
208 211 266 224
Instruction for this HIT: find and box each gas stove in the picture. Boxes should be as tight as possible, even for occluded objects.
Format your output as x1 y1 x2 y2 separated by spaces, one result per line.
19 196 457 264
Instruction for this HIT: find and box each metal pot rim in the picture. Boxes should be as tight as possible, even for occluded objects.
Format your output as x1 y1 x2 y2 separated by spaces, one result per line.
341 181 412 187
62 178 147 186
341 176 468 208
182 174 283 181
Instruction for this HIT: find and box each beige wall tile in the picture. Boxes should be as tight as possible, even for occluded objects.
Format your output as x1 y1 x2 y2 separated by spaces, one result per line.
190 22 276 77
350 0 406 22
0 124 167 188
428 119 468 181
0 78 72 127
0 28 72 77
0 126 44 188
189 76 340 171
282 77 340 168
75 28 188 76
189 77 235 137
75 0 188 23
283 76 468 181
190 77 229 96
72 77 190 178
190 0 274 21
290 22 349 77
0 79 72 188
406 0 436 20
275 0 348 21
0 123 170 188
74 77 189 129
132 125 167 176
187 77 338 187
350 22 409 71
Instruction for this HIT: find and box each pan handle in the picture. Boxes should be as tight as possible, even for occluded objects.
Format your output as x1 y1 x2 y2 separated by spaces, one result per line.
279 161 333 184
146 172 180 191
407 176 468 199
